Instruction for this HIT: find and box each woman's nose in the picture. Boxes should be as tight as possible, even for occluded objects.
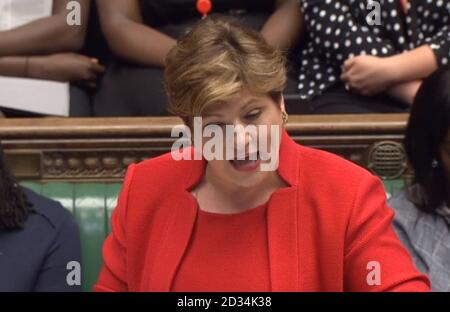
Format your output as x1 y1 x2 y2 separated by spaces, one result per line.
232 123 257 154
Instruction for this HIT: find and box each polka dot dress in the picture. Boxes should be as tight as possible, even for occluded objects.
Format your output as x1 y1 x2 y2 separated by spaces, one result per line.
298 0 450 100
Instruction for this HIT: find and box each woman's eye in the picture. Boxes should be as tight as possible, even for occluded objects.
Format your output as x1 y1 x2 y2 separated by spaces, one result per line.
245 110 262 120
204 122 226 128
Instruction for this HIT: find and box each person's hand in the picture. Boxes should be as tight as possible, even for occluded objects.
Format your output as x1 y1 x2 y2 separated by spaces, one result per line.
340 55 397 96
28 53 105 88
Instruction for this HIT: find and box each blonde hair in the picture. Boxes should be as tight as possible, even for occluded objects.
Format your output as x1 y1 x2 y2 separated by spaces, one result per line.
164 15 287 118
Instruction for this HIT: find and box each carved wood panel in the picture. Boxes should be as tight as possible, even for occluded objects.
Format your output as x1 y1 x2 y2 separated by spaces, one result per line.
0 114 410 182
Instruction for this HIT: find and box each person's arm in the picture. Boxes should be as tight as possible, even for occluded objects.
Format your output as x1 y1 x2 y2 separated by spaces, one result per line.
33 208 82 292
0 56 29 77
371 2 450 83
338 1 449 99
386 45 438 84
97 0 176 68
0 54 105 87
300 0 397 68
340 45 435 98
95 164 136 292
0 0 91 57
344 175 430 291
386 80 422 105
261 0 304 51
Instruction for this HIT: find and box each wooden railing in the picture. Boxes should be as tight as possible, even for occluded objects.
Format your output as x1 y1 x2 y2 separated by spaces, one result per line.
0 114 410 182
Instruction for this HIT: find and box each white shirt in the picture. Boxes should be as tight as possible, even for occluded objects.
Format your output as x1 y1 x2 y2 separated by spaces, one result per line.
0 0 53 31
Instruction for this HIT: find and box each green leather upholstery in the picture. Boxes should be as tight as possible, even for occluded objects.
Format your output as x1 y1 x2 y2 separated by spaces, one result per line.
20 179 405 292
383 179 407 199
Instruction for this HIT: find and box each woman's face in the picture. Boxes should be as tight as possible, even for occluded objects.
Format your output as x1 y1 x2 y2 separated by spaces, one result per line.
197 90 286 188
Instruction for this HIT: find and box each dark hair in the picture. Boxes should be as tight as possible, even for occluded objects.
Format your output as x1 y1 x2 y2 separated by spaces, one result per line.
0 144 32 230
405 66 450 213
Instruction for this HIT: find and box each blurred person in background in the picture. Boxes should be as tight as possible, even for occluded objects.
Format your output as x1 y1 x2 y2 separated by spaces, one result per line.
292 0 450 114
0 0 104 117
389 66 450 292
94 0 303 117
0 143 81 291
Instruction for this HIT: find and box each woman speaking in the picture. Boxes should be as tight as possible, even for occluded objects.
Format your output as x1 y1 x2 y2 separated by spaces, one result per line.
95 16 430 292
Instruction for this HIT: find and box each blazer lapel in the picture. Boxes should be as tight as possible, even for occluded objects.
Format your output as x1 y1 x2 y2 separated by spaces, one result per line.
267 130 300 291
147 155 205 291
148 193 198 291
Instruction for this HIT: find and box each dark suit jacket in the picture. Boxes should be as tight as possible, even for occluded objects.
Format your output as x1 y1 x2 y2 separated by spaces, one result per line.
0 188 82 292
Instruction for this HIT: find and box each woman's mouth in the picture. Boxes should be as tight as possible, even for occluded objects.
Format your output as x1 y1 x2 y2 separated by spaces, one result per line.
229 152 261 172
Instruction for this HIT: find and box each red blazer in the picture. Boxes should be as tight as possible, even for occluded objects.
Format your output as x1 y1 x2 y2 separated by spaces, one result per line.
95 131 430 292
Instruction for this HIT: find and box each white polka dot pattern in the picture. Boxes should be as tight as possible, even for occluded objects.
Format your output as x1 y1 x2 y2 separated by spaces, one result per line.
298 0 450 100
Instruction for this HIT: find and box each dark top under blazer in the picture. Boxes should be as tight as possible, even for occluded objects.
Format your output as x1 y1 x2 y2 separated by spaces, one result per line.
0 188 82 292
